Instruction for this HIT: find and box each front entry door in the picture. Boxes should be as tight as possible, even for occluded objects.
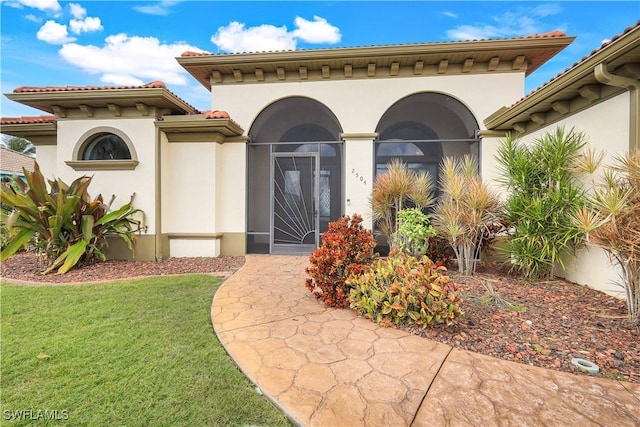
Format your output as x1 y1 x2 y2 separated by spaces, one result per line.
271 153 319 254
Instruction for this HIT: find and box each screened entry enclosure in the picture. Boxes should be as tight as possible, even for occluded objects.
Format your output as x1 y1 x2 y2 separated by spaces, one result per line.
247 97 344 254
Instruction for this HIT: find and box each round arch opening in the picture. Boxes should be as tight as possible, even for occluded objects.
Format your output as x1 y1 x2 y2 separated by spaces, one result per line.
247 97 344 254
375 92 480 183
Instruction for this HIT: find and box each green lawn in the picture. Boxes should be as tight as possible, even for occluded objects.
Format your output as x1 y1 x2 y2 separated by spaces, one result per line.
0 275 291 426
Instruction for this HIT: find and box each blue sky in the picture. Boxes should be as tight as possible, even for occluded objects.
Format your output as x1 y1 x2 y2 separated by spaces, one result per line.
1 1 638 118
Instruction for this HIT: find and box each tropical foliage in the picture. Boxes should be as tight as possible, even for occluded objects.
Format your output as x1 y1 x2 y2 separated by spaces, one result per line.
305 214 377 308
0 162 146 274
348 250 463 327
432 155 501 275
370 159 434 249
391 208 437 258
495 127 587 279
574 150 640 324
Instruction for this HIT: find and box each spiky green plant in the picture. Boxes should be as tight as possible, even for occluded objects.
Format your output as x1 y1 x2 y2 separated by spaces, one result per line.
574 150 640 324
495 127 587 279
0 162 146 274
370 159 434 248
432 155 501 275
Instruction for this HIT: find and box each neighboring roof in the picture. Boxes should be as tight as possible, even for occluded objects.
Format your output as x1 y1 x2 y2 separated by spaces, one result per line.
178 31 574 89
5 81 199 117
485 20 640 133
0 145 35 175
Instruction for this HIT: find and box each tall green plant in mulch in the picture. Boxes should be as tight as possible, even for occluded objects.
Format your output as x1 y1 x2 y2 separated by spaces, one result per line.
305 214 377 308
392 208 437 258
0 162 146 274
495 127 587 279
432 155 501 275
574 150 640 324
370 159 434 249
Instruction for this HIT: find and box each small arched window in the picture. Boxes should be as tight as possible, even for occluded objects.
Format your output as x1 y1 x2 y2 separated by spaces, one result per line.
66 127 139 171
82 133 131 160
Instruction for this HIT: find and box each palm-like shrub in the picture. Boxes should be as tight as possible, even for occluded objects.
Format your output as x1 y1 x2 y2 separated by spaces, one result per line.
0 162 146 274
495 127 586 279
432 155 501 275
574 150 640 324
370 159 434 249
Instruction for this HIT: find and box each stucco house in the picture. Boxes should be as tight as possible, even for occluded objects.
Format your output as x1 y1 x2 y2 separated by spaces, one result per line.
1 20 638 295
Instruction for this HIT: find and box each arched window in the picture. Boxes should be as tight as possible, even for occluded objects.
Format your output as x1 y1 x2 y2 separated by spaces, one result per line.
375 92 480 184
81 133 131 160
66 127 138 171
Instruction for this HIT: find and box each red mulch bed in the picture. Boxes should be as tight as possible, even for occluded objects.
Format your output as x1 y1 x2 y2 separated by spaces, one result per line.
1 253 638 383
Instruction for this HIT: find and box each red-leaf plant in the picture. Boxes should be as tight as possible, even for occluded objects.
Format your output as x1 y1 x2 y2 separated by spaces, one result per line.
305 214 377 308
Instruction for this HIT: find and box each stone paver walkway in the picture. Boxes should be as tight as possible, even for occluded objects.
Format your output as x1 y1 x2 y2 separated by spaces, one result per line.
211 255 640 427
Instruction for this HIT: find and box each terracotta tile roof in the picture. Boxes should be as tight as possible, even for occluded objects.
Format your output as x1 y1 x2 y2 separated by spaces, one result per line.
13 81 167 93
180 30 568 57
202 110 230 119
510 20 640 107
1 115 56 125
0 145 35 174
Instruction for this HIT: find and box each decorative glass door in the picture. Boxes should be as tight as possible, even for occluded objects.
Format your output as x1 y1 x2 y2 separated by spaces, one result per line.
271 153 319 253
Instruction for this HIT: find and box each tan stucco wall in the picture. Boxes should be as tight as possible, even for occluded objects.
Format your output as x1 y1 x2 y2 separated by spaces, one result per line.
212 72 524 231
162 141 217 234
33 145 57 176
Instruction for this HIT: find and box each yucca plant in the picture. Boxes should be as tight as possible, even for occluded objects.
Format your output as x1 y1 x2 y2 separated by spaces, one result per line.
0 162 146 274
432 155 501 275
495 127 587 279
573 150 640 324
370 159 434 248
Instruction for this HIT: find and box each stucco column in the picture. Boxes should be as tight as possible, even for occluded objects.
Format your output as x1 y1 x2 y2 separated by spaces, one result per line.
342 133 377 230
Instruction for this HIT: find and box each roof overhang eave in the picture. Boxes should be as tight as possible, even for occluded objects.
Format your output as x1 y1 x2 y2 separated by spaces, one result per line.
156 116 245 142
5 88 198 115
484 27 640 131
178 36 575 90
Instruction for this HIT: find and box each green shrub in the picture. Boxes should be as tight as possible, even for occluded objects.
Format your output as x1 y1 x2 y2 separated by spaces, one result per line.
370 160 434 249
305 214 377 308
495 127 586 279
391 208 436 258
0 162 146 274
348 251 463 327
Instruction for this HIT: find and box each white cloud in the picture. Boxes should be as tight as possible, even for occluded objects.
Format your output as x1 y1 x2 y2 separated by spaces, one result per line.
211 22 296 53
443 11 458 19
9 0 61 12
70 16 102 34
59 33 207 86
69 3 86 19
25 13 41 23
133 0 180 16
211 15 341 53
37 20 75 44
292 16 341 44
446 5 563 40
